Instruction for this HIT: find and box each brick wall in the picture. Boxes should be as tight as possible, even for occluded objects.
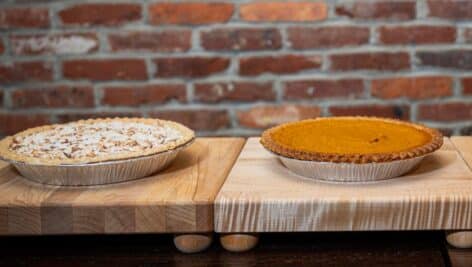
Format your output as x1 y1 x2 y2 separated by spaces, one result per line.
0 0 471 136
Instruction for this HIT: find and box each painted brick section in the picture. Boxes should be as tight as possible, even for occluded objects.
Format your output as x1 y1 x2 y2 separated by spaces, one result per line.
0 7 49 28
150 110 230 131
10 33 99 55
240 2 327 22
0 113 51 135
465 28 472 43
372 76 453 99
330 105 410 120
462 78 472 95
63 59 147 80
240 55 322 76
284 79 364 100
237 105 321 129
330 52 410 71
11 86 94 108
194 82 275 103
335 1 415 20
153 57 229 77
0 61 53 83
101 84 186 106
427 0 472 19
108 30 191 52
149 3 233 25
378 26 456 44
417 50 472 70
59 4 141 26
419 103 472 121
201 28 282 51
288 26 369 49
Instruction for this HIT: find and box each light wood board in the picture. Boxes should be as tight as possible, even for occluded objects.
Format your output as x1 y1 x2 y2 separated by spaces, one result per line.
0 138 244 235
215 137 472 233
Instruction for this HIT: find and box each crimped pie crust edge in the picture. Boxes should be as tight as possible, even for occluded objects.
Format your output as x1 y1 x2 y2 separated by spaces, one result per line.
260 116 444 164
0 117 195 166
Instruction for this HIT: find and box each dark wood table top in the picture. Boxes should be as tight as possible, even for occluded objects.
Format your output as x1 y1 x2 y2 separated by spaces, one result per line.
0 231 467 267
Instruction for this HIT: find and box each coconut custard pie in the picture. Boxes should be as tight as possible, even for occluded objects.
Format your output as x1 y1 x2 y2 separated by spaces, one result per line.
261 116 443 164
0 118 194 165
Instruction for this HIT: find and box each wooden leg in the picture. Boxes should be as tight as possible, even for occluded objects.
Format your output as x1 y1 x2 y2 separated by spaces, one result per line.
446 231 472 248
173 233 213 253
220 233 259 252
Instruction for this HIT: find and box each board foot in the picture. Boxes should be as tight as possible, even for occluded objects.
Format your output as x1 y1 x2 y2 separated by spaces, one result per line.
173 233 213 253
220 234 259 252
446 231 472 248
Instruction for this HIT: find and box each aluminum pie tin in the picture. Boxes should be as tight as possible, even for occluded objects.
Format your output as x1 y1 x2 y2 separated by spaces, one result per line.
276 153 428 183
2 138 194 186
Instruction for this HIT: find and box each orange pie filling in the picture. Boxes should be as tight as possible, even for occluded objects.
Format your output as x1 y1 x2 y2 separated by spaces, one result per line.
261 117 443 163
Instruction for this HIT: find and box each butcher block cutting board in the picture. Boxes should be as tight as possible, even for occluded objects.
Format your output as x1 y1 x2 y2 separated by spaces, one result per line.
0 138 244 235
215 137 472 233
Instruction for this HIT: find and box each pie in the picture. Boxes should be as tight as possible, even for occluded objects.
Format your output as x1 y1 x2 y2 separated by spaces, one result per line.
0 118 194 165
261 116 443 163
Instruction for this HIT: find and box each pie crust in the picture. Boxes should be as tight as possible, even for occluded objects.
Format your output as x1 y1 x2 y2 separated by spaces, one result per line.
0 118 194 166
261 116 443 163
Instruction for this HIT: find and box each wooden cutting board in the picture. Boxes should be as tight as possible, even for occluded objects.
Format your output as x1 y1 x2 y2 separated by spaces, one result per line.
215 137 472 233
0 137 244 235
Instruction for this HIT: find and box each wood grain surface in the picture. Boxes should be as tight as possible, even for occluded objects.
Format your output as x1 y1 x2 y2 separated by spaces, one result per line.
215 137 472 233
0 138 244 235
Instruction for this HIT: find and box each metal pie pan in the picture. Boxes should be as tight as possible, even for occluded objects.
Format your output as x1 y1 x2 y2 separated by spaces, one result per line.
276 153 428 183
3 139 194 186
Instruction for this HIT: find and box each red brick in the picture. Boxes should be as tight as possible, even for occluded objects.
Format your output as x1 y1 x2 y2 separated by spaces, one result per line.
284 79 364 100
59 4 141 26
419 102 472 121
11 33 99 55
150 109 230 131
0 40 4 55
56 112 142 123
11 86 94 108
330 52 410 71
329 105 410 120
149 2 233 25
153 57 229 78
201 28 281 51
237 105 321 129
240 2 327 22
427 0 472 19
336 1 415 20
194 82 275 103
371 76 453 99
108 30 191 52
0 7 49 28
0 113 51 135
462 78 472 95
417 50 472 70
240 55 321 76
465 28 472 43
63 59 147 81
438 128 454 137
0 91 3 107
288 26 369 49
0 61 53 83
378 26 456 45
101 84 186 106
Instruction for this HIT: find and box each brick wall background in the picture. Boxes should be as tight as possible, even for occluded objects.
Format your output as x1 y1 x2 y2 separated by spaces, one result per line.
0 0 471 137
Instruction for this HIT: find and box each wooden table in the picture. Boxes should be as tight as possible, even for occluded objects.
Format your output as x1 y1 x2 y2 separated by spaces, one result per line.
0 138 245 253
215 137 472 252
